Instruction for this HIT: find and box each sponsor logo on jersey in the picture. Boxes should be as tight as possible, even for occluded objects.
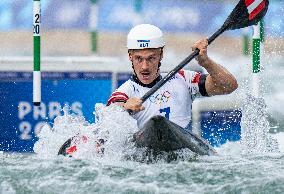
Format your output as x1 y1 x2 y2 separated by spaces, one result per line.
149 91 171 104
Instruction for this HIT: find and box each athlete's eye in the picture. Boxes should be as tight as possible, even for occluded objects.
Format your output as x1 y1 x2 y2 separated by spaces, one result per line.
134 56 143 63
147 56 156 63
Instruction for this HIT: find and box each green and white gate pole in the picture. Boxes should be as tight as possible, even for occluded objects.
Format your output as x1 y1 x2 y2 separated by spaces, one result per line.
33 0 41 106
90 0 98 53
252 19 264 98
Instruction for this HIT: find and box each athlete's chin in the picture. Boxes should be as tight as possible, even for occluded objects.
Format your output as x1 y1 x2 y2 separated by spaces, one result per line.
138 76 155 85
141 78 155 85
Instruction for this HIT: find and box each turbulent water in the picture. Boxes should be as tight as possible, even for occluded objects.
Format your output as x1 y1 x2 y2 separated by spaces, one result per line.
0 102 283 194
1 53 284 193
0 146 284 194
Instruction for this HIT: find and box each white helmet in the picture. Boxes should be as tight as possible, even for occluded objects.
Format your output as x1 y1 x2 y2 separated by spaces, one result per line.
127 24 165 49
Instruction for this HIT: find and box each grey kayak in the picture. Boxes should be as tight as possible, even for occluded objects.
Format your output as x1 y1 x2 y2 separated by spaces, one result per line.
133 115 217 155
58 115 216 156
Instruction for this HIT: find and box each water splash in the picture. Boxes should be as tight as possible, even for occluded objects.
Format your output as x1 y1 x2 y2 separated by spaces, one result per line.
90 103 139 160
34 104 140 160
34 104 198 162
34 105 97 158
240 93 279 153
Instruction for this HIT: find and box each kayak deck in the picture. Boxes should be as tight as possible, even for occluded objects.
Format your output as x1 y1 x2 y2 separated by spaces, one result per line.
58 115 216 156
133 115 216 155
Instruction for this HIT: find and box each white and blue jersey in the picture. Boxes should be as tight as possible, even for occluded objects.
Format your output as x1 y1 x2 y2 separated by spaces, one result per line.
107 70 208 129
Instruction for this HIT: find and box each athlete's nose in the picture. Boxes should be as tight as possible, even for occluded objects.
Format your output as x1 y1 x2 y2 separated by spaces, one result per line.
140 59 149 70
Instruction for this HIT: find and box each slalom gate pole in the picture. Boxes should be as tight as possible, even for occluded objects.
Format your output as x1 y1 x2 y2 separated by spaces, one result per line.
90 0 98 53
33 0 41 106
252 19 264 98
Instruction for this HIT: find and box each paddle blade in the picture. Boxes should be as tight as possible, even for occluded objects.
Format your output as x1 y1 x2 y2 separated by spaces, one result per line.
224 0 269 30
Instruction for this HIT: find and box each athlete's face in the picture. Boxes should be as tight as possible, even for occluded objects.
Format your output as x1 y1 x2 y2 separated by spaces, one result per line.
129 48 163 84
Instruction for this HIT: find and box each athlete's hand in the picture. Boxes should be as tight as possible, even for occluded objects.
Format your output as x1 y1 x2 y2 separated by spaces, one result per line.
192 39 210 67
123 97 145 113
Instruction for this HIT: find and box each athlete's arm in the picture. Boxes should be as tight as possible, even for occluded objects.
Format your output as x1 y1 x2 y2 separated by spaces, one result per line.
192 39 238 96
107 82 145 113
125 98 145 112
108 96 144 113
115 98 145 113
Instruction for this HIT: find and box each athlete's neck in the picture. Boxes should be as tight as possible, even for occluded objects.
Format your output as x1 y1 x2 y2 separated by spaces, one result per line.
131 74 162 88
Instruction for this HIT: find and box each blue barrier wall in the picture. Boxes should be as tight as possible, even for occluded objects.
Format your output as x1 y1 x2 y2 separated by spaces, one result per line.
201 110 242 147
0 71 112 152
117 72 132 88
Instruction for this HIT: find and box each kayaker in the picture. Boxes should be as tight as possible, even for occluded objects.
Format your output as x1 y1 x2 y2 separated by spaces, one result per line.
107 24 238 130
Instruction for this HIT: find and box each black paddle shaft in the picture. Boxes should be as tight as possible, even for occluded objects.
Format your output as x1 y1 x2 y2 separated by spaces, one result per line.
140 26 227 103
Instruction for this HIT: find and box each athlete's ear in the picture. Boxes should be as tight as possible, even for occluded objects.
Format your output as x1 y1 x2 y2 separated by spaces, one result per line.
128 50 133 62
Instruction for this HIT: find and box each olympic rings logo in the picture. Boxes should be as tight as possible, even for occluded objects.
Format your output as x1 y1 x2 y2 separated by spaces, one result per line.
149 91 171 104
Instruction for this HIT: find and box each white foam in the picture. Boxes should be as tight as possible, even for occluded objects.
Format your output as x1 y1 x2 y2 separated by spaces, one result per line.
34 104 139 160
240 94 279 154
216 131 284 156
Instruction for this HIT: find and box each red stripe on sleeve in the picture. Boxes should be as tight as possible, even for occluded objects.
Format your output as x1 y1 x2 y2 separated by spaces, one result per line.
191 73 201 83
249 1 266 20
107 92 129 106
111 92 129 99
107 97 128 106
178 69 186 80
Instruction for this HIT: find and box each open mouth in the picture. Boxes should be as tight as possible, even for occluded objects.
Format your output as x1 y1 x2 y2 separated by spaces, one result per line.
140 72 151 79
